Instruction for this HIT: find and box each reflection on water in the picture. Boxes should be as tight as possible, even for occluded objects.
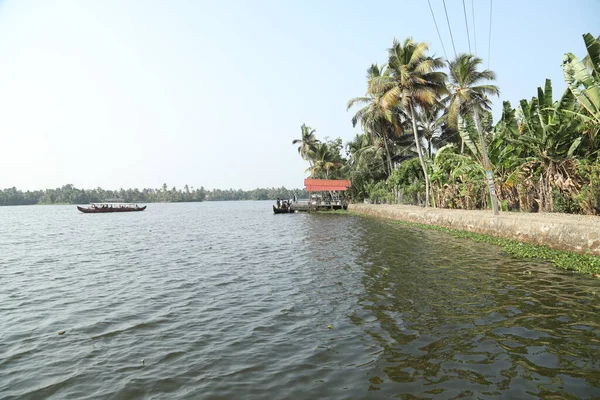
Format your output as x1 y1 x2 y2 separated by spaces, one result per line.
0 203 598 399
354 218 600 398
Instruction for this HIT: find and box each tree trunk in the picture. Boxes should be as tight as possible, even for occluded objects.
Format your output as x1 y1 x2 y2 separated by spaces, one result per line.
410 104 431 207
382 137 393 176
473 108 500 215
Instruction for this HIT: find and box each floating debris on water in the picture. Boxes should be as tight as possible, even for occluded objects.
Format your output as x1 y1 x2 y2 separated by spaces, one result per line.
58 330 66 335
327 324 333 330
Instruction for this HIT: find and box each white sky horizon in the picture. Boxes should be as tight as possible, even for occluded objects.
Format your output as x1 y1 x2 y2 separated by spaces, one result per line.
1 0 598 191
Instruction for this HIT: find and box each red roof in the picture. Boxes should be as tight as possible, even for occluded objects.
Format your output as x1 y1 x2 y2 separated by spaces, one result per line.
304 179 352 192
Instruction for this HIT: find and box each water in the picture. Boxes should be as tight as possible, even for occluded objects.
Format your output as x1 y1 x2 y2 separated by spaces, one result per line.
1 202 599 399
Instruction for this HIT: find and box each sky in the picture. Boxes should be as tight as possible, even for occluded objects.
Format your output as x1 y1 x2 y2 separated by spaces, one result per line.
0 0 598 191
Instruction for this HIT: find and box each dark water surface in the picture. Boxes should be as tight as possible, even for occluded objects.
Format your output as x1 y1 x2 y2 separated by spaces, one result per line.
1 202 599 399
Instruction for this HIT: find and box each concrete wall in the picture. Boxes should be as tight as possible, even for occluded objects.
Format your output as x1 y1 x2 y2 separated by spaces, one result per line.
349 204 600 256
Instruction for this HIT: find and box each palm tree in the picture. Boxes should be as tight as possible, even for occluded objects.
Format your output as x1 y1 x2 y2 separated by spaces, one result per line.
345 133 388 200
307 142 343 178
447 53 501 215
369 38 447 207
292 124 318 165
346 133 379 168
416 101 447 158
347 64 405 176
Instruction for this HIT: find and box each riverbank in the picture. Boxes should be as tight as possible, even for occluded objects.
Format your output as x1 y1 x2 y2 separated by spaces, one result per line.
348 204 600 274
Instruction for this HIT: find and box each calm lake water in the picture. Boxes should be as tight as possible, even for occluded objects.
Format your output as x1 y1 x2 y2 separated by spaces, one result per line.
1 201 599 399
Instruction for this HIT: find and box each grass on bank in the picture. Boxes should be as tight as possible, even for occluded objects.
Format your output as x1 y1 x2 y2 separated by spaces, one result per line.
344 210 600 275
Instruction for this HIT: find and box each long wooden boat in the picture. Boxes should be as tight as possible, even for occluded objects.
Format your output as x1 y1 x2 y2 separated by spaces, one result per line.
273 205 294 214
77 204 146 213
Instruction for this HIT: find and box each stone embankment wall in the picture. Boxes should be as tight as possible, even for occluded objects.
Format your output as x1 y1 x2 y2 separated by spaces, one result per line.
349 204 600 256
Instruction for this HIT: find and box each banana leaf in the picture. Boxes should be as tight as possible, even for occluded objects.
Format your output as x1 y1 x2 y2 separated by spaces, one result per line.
457 116 479 157
583 33 600 80
563 53 600 124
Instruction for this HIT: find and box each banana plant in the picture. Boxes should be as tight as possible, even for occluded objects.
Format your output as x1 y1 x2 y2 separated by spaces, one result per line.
562 33 600 125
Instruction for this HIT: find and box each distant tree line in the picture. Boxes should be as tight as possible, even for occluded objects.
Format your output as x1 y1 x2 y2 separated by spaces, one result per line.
206 187 307 201
0 184 309 206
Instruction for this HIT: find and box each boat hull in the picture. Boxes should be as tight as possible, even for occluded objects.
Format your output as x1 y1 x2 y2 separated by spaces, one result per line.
77 206 147 213
273 205 294 214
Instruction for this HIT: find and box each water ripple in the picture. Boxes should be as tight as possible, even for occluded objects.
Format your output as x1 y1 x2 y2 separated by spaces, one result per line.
0 203 599 399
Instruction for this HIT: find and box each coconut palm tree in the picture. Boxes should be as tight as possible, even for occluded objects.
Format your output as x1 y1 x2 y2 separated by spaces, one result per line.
347 64 405 176
447 53 501 214
292 124 318 165
346 133 380 168
306 142 343 178
416 100 447 158
369 38 447 207
345 133 388 201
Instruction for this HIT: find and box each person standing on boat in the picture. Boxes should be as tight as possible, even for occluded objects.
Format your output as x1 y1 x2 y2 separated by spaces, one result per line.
293 193 297 202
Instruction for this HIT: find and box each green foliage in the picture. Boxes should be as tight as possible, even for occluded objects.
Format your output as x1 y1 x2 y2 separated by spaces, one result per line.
292 124 347 180
292 124 318 161
367 181 392 204
457 116 480 158
0 185 309 205
347 64 404 176
388 158 425 205
370 37 448 207
0 184 207 205
344 33 600 215
345 133 388 201
563 39 600 125
290 33 600 215
206 187 308 201
306 141 346 179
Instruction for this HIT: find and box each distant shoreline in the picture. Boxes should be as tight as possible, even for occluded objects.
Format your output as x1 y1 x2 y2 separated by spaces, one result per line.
0 199 296 207
0 185 308 206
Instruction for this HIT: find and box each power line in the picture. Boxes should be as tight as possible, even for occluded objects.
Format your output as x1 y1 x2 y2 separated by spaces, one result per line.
442 0 457 58
471 0 477 54
427 0 449 60
488 0 493 68
462 0 472 53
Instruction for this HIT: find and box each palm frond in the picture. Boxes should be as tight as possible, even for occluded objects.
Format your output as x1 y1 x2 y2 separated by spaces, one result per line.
347 96 372 110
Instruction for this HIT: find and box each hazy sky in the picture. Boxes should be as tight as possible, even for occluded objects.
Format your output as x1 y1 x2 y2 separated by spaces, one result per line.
0 0 598 190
